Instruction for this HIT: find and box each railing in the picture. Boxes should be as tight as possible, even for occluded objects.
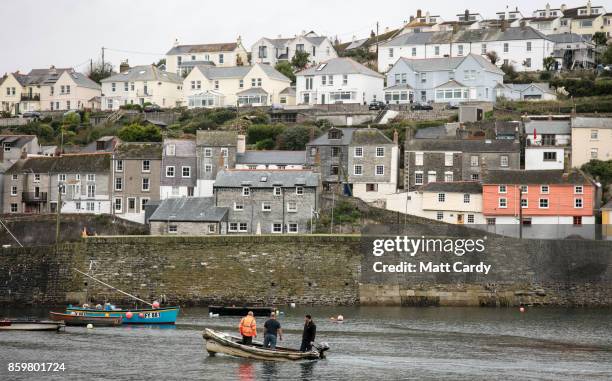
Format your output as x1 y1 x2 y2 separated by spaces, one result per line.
20 93 40 101
22 192 48 203
136 90 153 97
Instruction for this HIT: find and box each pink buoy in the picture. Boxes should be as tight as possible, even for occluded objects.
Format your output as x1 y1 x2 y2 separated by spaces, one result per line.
519 307 525 313
138 313 144 318
126 311 133 319
152 301 160 308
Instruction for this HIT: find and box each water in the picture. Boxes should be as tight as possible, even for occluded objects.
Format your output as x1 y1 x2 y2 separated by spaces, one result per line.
1 306 611 380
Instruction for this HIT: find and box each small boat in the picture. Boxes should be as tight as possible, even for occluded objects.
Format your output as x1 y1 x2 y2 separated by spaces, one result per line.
65 306 179 324
208 306 275 317
0 320 63 331
49 312 123 327
202 328 329 361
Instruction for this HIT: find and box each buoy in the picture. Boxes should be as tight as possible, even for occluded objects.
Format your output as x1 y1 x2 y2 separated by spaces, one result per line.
290 303 296 308
86 324 94 329
519 306 525 313
152 301 160 308
337 315 344 321
70 311 76 316
138 313 144 318
126 311 133 319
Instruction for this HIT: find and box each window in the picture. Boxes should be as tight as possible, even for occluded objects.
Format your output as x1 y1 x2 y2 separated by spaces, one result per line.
444 172 453 182
500 155 509 167
526 42 532 52
296 186 304 195
116 160 123 172
573 216 582 225
539 198 549 208
11 186 17 196
242 187 250 196
486 218 496 225
331 146 340 157
10 203 17 213
444 153 453 166
87 174 95 182
354 147 363 157
520 185 528 193
262 202 271 212
503 43 509 53
354 165 363 175
166 166 175 177
214 80 219 90
521 198 528 208
87 185 96 198
411 47 417 57
541 185 549 194
12 174 17 181
467 214 475 224
434 46 440 55
34 174 41 182
208 224 216 233
273 187 282 196
114 197 122 212
375 165 384 176
436 212 443 221
470 155 479 167
543 152 557 161
376 147 385 157
142 160 150 172
142 178 150 191
574 186 583 194
366 183 378 192
415 152 424 166
204 148 212 157
239 79 244 88
427 171 436 183
438 193 446 202
272 223 283 233
415 172 424 185
205 164 212 172
166 144 176 156
221 148 228 157
330 165 339 175
287 201 297 212
524 58 531 68
457 45 464 56
111 83 116 92
115 177 123 191
219 54 224 64
141 198 149 212
574 198 583 208
388 48 394 58
590 130 598 140
168 225 178 234
234 202 244 211
75 201 81 210
287 223 298 233
58 174 66 182
463 194 471 204
499 198 507 208
499 185 507 193
182 166 191 178
481 44 487 55
590 148 598 159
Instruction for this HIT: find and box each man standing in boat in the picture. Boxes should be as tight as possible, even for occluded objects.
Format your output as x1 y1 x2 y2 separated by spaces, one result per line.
239 311 257 345
300 314 316 352
263 312 283 349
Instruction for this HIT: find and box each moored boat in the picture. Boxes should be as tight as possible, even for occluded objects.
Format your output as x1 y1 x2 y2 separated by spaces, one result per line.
65 306 179 324
0 320 64 331
208 306 276 317
202 328 329 361
49 312 123 327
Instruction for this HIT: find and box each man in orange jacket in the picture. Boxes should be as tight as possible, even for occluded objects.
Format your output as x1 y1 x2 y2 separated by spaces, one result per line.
239 311 257 345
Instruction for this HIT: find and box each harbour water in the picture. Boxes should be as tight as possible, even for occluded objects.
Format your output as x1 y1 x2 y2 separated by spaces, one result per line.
1 306 611 380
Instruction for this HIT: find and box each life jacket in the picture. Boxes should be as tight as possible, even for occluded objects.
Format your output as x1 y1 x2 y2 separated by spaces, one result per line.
239 315 257 337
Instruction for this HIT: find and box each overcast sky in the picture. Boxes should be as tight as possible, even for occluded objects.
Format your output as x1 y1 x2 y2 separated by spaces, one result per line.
0 0 588 75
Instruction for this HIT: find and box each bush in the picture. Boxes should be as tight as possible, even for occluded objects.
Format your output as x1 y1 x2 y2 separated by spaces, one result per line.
120 104 142 112
255 138 275 150
117 123 162 142
277 125 319 150
247 124 285 145
208 109 237 125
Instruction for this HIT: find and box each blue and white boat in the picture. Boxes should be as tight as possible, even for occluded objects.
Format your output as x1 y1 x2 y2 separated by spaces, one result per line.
65 305 180 325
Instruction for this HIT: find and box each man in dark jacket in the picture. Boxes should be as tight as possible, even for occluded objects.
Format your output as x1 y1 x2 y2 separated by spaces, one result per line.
300 314 316 352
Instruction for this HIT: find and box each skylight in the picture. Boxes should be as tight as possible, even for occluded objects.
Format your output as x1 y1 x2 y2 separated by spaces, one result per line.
316 63 327 71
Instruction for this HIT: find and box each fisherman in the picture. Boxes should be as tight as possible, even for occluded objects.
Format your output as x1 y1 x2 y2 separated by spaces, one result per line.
300 314 316 352
263 312 282 349
238 311 257 345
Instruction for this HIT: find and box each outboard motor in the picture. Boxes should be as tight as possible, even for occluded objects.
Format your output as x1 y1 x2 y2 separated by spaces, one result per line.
315 342 330 359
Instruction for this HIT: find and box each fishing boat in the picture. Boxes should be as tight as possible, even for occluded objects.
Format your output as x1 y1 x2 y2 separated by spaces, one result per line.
208 306 276 317
202 328 329 361
0 320 63 331
65 306 179 325
49 312 123 327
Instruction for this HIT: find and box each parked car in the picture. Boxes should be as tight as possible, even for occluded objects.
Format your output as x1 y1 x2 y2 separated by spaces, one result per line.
411 102 433 111
368 101 386 110
22 111 42 119
144 104 161 112
445 102 460 110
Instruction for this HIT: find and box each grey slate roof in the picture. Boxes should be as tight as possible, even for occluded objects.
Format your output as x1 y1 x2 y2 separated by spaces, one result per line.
236 87 269 96
149 197 228 222
384 83 413 91
236 150 307 165
166 42 239 55
398 54 504 75
257 63 291 81
6 154 111 174
214 170 319 188
25 68 71 86
414 125 456 139
114 142 163 159
68 71 101 90
101 65 182 84
0 135 36 148
572 117 612 129
307 127 393 146
524 120 570 134
163 139 196 157
601 200 612 210
196 131 237 147
547 33 591 44
484 170 591 185
194 65 251 79
308 128 355 146
406 138 520 153
297 58 383 78
506 82 556 95
421 181 482 193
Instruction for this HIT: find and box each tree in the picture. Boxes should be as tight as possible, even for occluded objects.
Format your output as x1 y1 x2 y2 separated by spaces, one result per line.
602 45 612 65
277 125 319 150
592 32 608 47
501 62 518 82
117 123 162 142
485 51 499 65
153 58 166 67
543 56 556 71
291 51 310 70
87 60 113 84
274 61 296 83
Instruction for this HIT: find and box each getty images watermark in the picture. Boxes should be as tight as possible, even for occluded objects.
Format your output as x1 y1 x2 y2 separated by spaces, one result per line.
369 235 492 275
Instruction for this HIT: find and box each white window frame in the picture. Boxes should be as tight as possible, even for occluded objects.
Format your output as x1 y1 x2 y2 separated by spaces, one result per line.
540 185 549 194
354 147 363 157
415 152 424 166
574 198 583 209
182 166 191 178
499 198 507 208
142 160 150 172
142 178 150 192
166 166 175 178
242 187 250 196
375 165 384 176
444 153 453 166
86 174 95 182
273 187 282 196
438 193 446 203
287 223 298 234
354 165 363 176
114 197 123 213
115 177 123 191
11 186 17 196
262 202 271 212
499 185 507 194
463 194 470 204
500 155 509 167
168 224 178 234
415 171 424 185
204 148 212 157
539 198 549 209
234 202 244 211
115 160 123 172
271 223 283 233
574 186 583 194
296 187 304 195
287 201 297 212
376 147 384 157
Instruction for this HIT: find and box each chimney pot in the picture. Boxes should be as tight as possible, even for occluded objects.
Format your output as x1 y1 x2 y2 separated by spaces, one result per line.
416 9 422 18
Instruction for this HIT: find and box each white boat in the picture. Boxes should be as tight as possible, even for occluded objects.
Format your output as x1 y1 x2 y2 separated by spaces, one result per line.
202 328 329 361
0 320 64 331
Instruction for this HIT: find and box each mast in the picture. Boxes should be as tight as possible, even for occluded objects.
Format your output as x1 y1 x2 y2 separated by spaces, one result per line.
73 268 153 306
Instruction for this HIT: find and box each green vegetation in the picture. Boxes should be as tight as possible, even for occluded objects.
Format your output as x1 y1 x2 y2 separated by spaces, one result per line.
581 159 612 200
291 51 310 70
317 200 361 230
274 61 296 83
496 96 612 115
550 78 612 97
117 123 162 142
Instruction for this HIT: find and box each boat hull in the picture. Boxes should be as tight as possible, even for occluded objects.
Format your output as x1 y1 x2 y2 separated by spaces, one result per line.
202 328 322 361
50 312 123 327
208 306 275 317
0 321 63 331
65 306 179 324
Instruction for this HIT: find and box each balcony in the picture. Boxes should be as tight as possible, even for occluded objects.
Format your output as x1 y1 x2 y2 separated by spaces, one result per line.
21 93 40 101
22 192 48 203
136 90 153 97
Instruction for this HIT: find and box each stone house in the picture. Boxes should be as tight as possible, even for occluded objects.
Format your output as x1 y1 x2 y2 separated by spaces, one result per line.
165 37 249 74
111 142 162 223
4 153 111 214
404 137 520 191
160 138 197 199
148 197 228 235
213 170 320 234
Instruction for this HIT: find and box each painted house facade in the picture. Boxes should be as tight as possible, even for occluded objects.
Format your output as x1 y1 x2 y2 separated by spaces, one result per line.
384 54 504 105
0 73 28 115
165 38 249 74
412 181 485 224
195 130 238 197
296 58 384 105
524 117 571 171
571 117 612 167
160 139 197 199
251 31 337 66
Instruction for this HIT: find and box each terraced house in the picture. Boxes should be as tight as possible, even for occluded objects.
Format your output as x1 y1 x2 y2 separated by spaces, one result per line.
160 139 197 199
165 37 249 74
111 142 162 223
195 130 238 197
3 154 111 214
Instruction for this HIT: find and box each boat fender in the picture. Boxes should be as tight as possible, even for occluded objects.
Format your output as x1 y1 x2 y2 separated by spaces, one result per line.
337 315 344 321
152 301 160 308
87 324 94 329
126 312 133 319
290 303 296 308
138 313 144 318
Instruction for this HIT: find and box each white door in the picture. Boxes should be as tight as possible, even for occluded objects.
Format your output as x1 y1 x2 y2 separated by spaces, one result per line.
469 88 477 100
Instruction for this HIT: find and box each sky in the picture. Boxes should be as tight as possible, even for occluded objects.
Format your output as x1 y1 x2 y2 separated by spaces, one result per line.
0 0 590 75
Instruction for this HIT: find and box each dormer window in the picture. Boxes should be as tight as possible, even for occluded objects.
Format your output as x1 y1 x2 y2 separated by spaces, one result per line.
328 130 341 139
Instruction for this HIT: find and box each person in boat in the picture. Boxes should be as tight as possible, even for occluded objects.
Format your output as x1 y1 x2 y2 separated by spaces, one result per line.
263 312 283 350
239 311 257 345
300 314 316 352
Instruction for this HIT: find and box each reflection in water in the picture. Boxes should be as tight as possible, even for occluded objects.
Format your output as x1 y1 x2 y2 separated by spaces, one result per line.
237 361 254 381
300 361 315 381
261 361 278 381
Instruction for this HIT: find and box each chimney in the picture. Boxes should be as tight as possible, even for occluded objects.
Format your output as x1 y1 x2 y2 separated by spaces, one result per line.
119 60 130 74
237 35 242 45
237 134 246 154
417 9 422 18
20 149 27 159
586 0 592 15
560 4 567 11
465 9 470 21
545 3 550 12
409 16 415 22
173 38 179 47
393 129 399 145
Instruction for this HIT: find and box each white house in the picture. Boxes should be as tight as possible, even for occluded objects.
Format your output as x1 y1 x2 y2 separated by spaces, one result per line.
295 57 384 105
496 82 558 101
527 4 564 34
0 72 28 115
46 70 101 112
379 26 555 73
384 54 504 104
101 65 183 110
251 31 337 66
548 33 596 70
524 117 571 171
183 63 291 108
165 37 249 74
437 10 485 32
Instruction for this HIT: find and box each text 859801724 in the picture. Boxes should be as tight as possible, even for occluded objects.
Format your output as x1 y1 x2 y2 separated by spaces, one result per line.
7 363 65 372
